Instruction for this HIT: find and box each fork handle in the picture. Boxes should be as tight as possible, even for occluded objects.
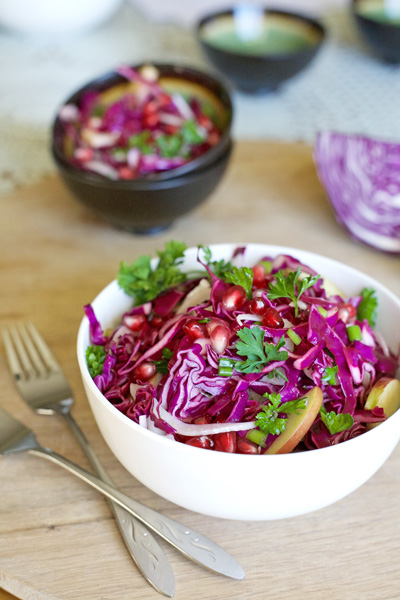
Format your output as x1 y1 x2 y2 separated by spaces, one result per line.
29 444 244 581
57 410 175 598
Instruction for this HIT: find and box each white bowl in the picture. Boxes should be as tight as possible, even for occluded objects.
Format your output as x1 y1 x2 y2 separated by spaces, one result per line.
0 0 123 37
77 244 400 520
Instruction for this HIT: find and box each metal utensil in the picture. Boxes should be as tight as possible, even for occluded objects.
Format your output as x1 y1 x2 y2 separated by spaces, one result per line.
0 406 245 581
2 323 175 598
1 325 245 581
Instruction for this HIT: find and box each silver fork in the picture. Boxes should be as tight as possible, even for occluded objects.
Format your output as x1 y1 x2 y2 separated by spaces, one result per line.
2 323 245 583
2 322 175 597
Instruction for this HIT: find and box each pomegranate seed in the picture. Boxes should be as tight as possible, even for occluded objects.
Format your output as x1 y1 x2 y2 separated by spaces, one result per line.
133 361 157 381
183 319 206 341
262 307 284 328
250 296 268 316
237 437 260 454
198 114 212 129
252 264 267 288
124 313 147 332
143 113 159 128
143 100 157 115
149 315 164 328
210 324 229 354
165 124 178 135
222 285 247 311
338 303 357 323
214 431 237 453
207 131 220 146
206 318 228 336
158 92 172 107
74 147 94 162
118 166 135 180
185 436 213 449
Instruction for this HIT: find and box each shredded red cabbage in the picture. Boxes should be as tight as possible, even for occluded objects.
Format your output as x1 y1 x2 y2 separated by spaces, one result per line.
85 248 399 454
58 65 224 180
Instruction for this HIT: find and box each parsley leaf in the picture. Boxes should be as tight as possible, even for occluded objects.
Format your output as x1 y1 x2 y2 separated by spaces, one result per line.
357 287 378 327
225 266 254 299
86 345 107 378
235 327 288 373
320 406 354 435
128 130 153 154
181 120 205 145
117 240 187 305
322 365 338 386
255 392 307 436
199 245 233 279
156 134 182 158
267 268 320 317
153 347 173 374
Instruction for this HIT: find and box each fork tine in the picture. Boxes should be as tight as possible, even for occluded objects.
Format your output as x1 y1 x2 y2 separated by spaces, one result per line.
25 322 62 374
2 326 36 379
17 323 48 376
2 328 25 380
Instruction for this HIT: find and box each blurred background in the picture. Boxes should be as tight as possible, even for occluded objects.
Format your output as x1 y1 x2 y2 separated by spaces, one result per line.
1 0 399 195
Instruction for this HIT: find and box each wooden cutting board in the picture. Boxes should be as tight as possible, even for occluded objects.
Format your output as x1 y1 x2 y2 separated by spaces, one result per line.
1 141 400 600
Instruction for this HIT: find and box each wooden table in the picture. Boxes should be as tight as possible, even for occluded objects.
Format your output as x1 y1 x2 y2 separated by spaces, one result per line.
1 142 400 600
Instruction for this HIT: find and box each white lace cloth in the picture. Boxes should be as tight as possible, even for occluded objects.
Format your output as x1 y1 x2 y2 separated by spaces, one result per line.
0 1 399 194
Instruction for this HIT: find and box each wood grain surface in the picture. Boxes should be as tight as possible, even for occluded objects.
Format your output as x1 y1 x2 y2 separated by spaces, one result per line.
1 141 400 600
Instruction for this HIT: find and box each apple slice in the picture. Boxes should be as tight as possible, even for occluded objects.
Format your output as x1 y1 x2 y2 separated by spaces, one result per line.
364 377 400 429
265 386 323 455
321 277 344 299
176 279 211 314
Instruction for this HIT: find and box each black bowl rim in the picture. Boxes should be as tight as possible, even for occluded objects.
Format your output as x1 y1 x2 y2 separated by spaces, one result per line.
196 7 326 60
52 137 234 191
51 62 234 184
351 0 400 29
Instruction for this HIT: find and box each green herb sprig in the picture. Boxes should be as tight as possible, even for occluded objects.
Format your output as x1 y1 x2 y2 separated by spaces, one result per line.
267 268 320 317
225 266 254 299
322 365 338 386
235 326 288 374
357 287 378 327
255 392 307 436
320 406 354 435
117 240 187 305
199 245 233 279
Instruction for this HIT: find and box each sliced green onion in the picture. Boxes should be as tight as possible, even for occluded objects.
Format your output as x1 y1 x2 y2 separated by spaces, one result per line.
347 324 362 342
287 328 301 345
218 357 234 377
198 318 211 324
246 429 267 447
317 306 328 317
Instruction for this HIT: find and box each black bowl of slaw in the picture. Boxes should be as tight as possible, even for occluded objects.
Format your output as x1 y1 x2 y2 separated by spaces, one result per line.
51 63 234 233
51 63 233 182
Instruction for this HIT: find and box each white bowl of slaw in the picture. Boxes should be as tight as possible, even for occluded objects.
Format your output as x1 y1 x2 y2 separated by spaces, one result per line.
77 244 400 520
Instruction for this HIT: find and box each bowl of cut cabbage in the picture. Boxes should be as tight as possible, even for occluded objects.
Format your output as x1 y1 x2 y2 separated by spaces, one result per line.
77 242 400 520
52 63 233 233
